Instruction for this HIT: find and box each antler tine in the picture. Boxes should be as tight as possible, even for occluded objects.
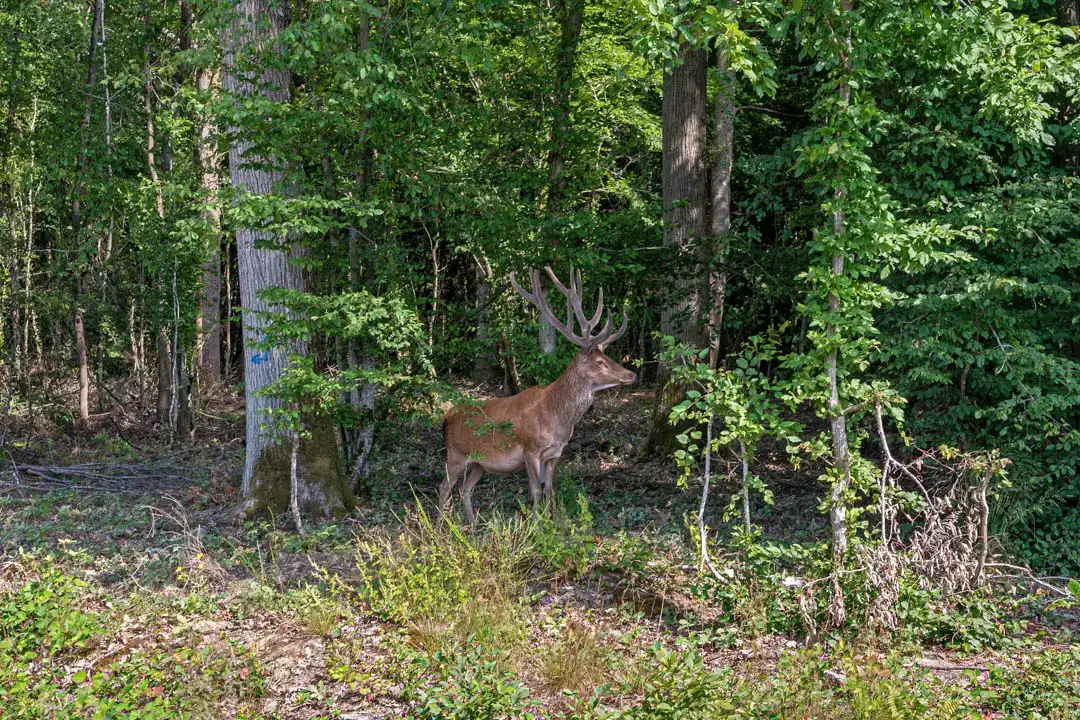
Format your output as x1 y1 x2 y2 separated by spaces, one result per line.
594 309 629 350
512 268 582 345
508 271 537 305
546 267 589 335
586 285 604 334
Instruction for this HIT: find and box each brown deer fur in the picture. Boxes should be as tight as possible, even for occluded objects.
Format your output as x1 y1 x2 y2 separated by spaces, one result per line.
440 268 635 524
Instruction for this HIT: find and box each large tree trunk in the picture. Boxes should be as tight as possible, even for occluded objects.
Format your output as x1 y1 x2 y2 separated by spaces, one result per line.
644 44 707 457
222 0 349 518
708 50 734 369
659 44 707 346
826 0 854 629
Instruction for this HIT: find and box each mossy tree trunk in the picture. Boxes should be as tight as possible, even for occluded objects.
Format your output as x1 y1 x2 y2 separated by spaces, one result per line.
223 0 350 519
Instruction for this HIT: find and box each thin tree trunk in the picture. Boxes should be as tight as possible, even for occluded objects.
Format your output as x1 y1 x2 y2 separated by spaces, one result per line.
738 438 751 533
156 326 171 422
193 52 222 384
290 430 306 537
144 56 177 427
826 0 854 629
6 19 24 393
225 240 233 379
72 0 101 236
538 0 584 356
708 50 735 369
71 0 102 425
222 0 349 518
473 258 494 378
74 310 90 422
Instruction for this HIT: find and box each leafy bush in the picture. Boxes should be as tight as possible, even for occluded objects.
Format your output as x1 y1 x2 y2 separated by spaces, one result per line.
963 647 1080 720
532 493 596 580
0 554 100 664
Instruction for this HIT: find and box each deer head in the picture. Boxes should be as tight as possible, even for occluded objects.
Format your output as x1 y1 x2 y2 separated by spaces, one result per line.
509 267 636 390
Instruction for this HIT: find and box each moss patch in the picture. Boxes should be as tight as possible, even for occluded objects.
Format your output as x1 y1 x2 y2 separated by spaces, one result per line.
244 419 353 520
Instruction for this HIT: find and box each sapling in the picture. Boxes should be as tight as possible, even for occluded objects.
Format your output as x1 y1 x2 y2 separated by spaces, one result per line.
662 332 801 572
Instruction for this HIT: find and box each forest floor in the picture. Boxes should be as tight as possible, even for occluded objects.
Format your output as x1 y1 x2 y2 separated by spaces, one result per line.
0 384 1078 719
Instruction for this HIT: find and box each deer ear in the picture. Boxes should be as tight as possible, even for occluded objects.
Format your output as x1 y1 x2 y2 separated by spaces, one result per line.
597 341 608 353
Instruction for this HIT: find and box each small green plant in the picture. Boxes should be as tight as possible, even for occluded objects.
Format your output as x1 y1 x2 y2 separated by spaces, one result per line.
405 641 540 720
0 552 100 664
355 505 529 654
963 647 1080 719
533 493 596 580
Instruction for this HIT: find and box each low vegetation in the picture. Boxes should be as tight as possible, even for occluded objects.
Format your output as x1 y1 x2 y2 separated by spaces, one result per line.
1 398 1077 719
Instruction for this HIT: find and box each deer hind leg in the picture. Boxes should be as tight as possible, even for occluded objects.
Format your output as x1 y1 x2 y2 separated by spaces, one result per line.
439 452 468 517
461 464 485 526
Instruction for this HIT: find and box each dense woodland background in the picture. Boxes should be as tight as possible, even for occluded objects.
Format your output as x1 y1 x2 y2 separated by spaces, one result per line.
0 0 1079 715
3 0 1075 566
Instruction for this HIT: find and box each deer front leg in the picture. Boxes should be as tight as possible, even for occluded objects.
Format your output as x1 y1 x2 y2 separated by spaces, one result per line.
524 455 544 514
542 458 560 508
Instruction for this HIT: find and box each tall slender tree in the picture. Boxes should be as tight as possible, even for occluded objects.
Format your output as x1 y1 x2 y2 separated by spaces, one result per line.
824 0 854 628
71 0 103 426
184 0 223 385
539 0 586 356
708 49 735 368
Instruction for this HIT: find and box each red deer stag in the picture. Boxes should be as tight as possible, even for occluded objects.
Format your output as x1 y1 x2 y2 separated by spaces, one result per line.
440 267 636 524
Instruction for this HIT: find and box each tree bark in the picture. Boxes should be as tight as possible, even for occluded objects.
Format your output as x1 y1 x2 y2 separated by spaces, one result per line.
71 0 102 425
473 258 495 378
708 50 734 369
644 44 707 458
156 326 171 422
660 44 707 347
191 11 223 384
538 0 584 356
74 309 90 423
826 0 854 629
222 0 350 518
547 0 583 214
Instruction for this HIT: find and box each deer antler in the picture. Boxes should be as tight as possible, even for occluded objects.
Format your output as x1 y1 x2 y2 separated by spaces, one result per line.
509 267 628 350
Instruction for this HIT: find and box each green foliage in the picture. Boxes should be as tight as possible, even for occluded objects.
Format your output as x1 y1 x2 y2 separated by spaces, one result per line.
355 506 530 653
0 553 100 665
664 332 801 532
894 583 1022 653
0 553 265 719
599 645 735 720
532 493 597 580
963 647 1080 720
405 642 540 720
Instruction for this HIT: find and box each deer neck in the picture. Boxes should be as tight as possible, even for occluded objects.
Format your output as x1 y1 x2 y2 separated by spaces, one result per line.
544 362 595 432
